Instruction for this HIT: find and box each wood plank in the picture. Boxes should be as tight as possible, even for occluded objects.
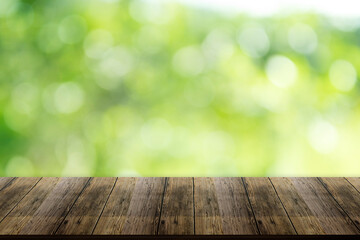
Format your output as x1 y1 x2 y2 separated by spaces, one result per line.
290 177 359 234
0 177 15 191
243 177 296 235
270 177 325 234
0 178 60 234
0 178 40 223
120 178 166 235
213 177 258 234
346 177 360 192
319 177 360 231
19 177 90 234
194 177 223 234
56 178 117 235
93 178 137 234
158 178 194 235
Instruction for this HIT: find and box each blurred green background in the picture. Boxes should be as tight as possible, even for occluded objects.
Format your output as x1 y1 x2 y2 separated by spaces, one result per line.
1 0 360 177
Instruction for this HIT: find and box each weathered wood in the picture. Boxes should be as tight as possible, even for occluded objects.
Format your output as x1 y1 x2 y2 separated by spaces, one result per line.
18 177 90 234
0 177 15 191
194 177 223 234
93 178 137 234
120 178 166 235
214 177 258 234
319 177 360 231
270 177 325 234
0 178 60 234
346 177 360 193
0 177 359 236
0 178 40 223
158 178 194 235
243 178 296 235
290 177 359 234
56 178 117 235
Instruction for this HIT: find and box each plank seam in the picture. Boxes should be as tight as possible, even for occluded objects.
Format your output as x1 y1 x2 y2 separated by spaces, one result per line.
156 177 168 235
241 178 260 235
0 177 16 192
91 177 118 235
54 177 92 235
317 177 360 234
344 177 360 195
268 178 298 235
0 177 42 225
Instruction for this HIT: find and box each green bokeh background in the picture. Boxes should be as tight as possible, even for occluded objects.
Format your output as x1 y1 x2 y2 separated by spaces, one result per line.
1 0 360 176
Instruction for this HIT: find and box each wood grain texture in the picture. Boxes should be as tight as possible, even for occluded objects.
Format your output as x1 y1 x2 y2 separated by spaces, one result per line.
347 177 360 192
0 177 15 191
319 177 360 231
194 177 223 234
93 178 137 234
213 177 258 234
56 178 117 235
18 177 90 234
0 177 359 236
270 177 325 234
0 178 40 223
120 178 166 235
243 178 296 235
0 178 60 234
158 178 194 235
290 177 359 234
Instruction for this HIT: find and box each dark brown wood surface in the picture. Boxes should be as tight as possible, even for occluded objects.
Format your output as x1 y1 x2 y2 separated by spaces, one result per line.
194 177 223 234
120 177 165 235
56 178 117 235
93 178 137 234
18 177 90 234
290 177 359 234
243 178 296 235
158 177 194 235
0 177 359 236
270 177 325 234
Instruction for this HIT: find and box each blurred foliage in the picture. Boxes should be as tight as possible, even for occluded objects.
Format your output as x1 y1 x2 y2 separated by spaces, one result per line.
0 0 360 176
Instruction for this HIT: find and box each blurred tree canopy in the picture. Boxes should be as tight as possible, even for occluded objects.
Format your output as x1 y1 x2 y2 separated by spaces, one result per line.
0 0 360 176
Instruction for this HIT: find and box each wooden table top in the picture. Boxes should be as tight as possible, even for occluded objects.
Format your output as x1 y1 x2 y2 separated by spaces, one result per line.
0 177 359 237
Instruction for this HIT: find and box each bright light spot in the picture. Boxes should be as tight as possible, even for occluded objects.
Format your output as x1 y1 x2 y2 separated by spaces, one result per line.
308 119 338 154
54 82 85 114
94 46 134 90
11 82 38 114
173 0 360 18
288 23 318 54
6 156 35 176
251 83 287 112
38 23 63 53
329 60 357 91
238 25 270 58
141 118 173 150
202 28 234 65
0 0 18 17
266 55 297 88
172 46 204 76
58 15 87 44
330 17 360 32
62 136 93 176
84 29 113 59
129 0 174 24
